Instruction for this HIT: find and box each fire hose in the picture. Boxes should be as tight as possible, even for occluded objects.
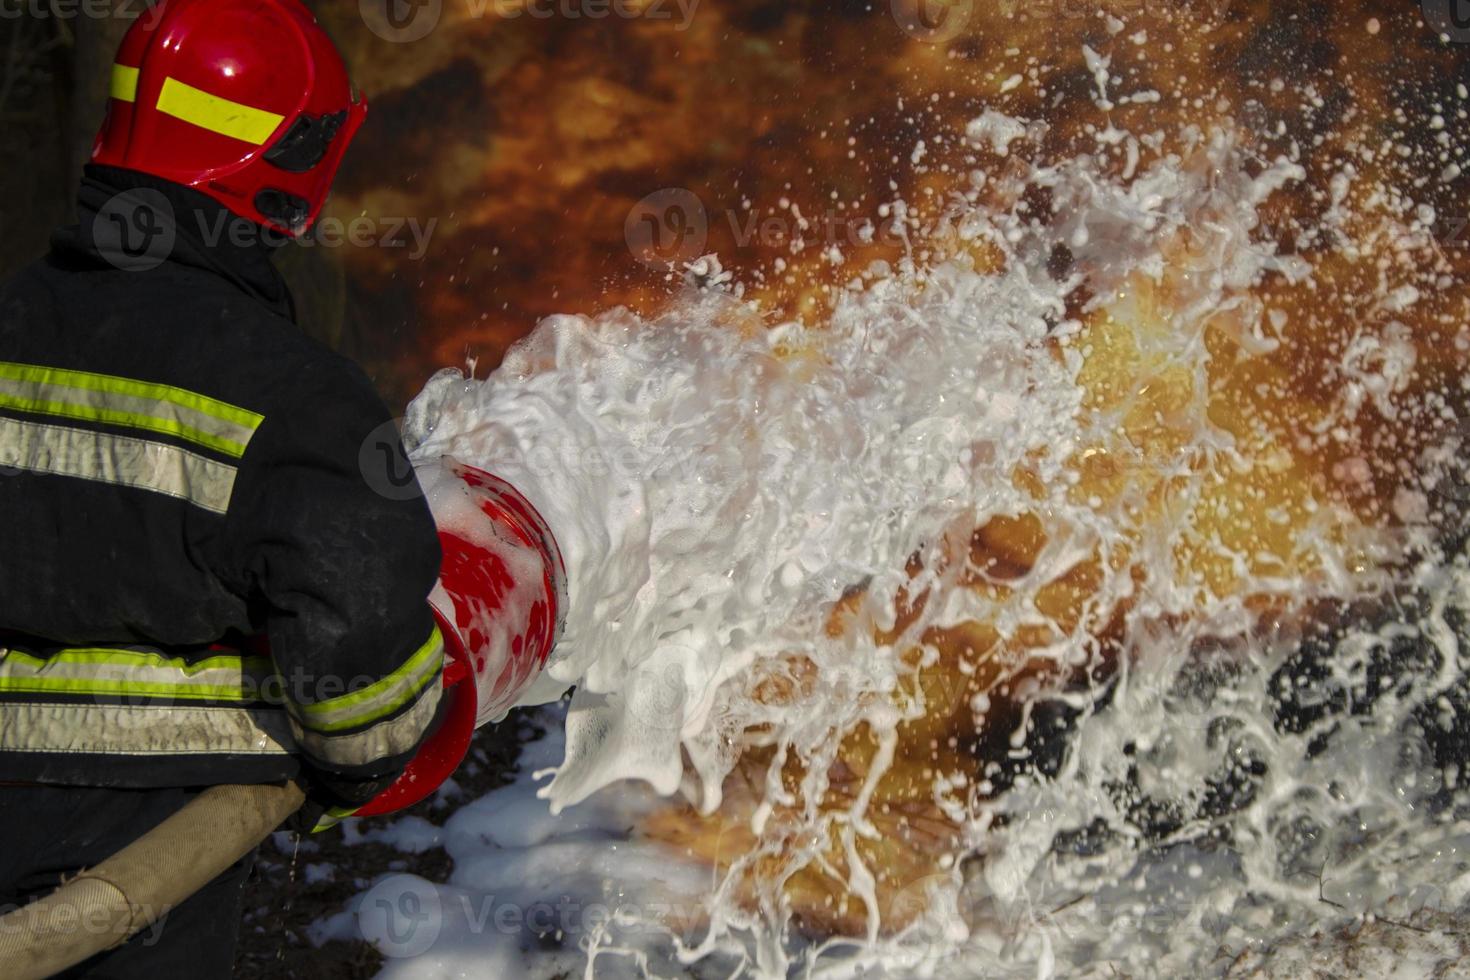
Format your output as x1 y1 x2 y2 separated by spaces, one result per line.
0 781 305 980
0 459 567 978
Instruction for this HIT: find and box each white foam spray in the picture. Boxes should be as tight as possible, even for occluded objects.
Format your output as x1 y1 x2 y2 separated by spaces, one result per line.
353 107 1470 977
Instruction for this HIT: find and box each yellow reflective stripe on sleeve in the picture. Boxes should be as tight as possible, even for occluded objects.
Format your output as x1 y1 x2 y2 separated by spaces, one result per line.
0 701 296 757
310 805 360 834
0 362 262 458
0 647 275 702
0 645 444 769
2 647 270 673
110 64 139 103
292 681 443 769
0 416 239 514
0 677 254 700
155 77 285 146
294 627 445 734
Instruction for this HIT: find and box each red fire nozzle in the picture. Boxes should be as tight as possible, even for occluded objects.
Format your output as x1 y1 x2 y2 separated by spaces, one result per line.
353 458 567 817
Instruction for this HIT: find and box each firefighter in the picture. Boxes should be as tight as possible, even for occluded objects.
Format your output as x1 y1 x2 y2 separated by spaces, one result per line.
0 0 445 974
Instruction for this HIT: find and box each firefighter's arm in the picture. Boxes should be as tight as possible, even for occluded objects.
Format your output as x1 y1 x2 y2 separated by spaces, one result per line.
223 360 444 813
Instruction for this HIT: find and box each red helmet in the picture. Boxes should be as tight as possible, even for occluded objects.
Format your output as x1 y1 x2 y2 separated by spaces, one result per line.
92 0 367 236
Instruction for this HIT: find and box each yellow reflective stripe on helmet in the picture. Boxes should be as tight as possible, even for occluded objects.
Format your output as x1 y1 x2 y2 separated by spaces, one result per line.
0 362 262 457
294 627 444 734
110 64 139 103
0 647 275 702
155 76 285 146
0 415 239 514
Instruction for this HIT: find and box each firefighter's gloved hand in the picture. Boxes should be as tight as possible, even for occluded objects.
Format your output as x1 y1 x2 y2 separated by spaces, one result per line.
289 770 399 834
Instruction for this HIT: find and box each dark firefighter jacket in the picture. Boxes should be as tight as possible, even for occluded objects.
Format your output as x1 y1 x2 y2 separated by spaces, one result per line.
0 165 444 795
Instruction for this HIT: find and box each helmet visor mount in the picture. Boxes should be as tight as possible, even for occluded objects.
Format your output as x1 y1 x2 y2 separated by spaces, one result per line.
263 109 348 173
255 106 353 234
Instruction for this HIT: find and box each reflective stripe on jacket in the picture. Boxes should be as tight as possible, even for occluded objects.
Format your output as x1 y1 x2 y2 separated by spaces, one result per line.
0 166 443 788
0 629 442 775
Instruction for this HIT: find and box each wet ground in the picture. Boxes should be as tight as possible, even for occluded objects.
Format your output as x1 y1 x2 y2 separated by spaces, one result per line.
233 709 546 979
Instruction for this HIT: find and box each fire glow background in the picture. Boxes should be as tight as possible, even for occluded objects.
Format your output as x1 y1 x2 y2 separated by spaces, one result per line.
312 0 1470 945
6 0 1470 970
4 0 1467 412
304 0 1470 404
311 0 1470 944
